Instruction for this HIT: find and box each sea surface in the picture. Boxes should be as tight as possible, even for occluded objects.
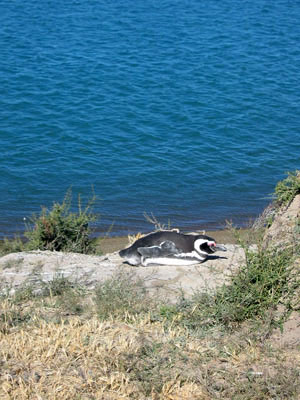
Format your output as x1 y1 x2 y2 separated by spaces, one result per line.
1 0 300 238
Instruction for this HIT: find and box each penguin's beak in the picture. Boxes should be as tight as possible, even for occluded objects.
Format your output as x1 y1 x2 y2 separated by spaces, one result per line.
207 241 227 252
214 244 227 252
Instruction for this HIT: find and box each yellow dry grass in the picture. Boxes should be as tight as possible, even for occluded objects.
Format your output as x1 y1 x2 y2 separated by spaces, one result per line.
127 232 145 245
1 307 300 400
1 283 300 400
0 314 210 400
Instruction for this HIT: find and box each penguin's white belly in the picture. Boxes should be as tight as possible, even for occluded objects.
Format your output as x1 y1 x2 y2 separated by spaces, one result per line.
141 251 205 266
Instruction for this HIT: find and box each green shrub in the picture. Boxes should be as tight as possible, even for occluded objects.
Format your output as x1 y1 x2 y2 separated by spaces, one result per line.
209 247 293 323
24 189 99 254
174 244 299 330
274 170 300 206
0 236 24 256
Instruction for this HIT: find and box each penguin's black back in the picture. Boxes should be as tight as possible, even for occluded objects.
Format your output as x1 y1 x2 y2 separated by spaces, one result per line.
130 231 214 253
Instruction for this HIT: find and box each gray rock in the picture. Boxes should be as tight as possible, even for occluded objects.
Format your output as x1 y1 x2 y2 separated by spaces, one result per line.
263 194 300 248
0 244 246 300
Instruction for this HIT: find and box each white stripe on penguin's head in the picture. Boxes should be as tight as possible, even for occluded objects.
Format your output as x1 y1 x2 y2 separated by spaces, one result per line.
194 238 216 255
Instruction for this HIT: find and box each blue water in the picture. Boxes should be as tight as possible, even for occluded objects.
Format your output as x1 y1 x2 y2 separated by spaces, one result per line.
1 0 300 238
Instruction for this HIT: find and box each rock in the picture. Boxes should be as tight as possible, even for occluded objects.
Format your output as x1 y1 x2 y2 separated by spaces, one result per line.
252 202 277 230
261 193 300 347
0 244 246 300
263 194 300 248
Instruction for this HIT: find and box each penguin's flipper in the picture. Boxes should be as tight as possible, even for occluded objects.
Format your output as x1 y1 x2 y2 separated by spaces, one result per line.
137 240 180 259
160 240 180 255
137 246 162 258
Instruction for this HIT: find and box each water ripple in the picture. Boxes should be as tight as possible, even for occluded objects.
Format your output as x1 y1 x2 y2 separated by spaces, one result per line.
0 0 300 236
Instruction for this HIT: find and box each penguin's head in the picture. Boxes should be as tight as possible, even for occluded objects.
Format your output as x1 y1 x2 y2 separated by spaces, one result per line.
119 247 141 266
194 236 227 257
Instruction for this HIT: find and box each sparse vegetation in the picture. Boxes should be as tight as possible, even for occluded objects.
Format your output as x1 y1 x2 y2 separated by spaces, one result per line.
0 189 101 256
2 257 24 270
175 244 299 331
24 189 99 253
143 211 172 231
0 236 24 256
126 212 175 245
94 271 155 321
274 170 300 206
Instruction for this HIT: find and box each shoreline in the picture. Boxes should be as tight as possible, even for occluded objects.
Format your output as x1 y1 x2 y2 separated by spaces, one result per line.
0 226 255 256
0 227 255 256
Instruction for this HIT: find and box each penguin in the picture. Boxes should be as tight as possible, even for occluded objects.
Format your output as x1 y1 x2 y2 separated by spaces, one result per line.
119 230 227 266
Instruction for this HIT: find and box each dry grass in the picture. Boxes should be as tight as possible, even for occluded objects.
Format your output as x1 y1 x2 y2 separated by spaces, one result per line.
127 232 145 245
0 314 207 399
1 290 300 400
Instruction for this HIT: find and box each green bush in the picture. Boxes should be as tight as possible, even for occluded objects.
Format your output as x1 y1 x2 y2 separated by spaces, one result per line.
274 170 300 206
24 189 99 254
173 244 299 331
0 236 24 256
208 247 293 323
